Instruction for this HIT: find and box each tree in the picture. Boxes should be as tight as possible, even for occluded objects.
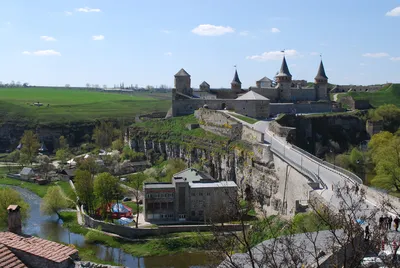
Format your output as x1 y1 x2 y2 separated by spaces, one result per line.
112 139 124 152
5 150 20 172
75 170 96 215
40 186 69 219
20 130 40 165
56 149 69 169
59 136 69 150
92 121 115 149
78 157 100 178
128 173 147 228
36 155 54 180
0 188 29 228
94 172 123 218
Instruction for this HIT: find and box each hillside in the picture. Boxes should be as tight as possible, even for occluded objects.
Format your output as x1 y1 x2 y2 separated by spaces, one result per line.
0 87 171 123
347 83 400 107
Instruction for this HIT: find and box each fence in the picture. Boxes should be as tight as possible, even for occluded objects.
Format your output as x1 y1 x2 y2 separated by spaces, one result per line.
291 145 363 185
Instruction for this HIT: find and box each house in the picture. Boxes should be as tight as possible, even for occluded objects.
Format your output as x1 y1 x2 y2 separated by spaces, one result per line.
95 203 133 219
19 167 34 181
144 168 237 222
58 168 76 181
0 205 79 268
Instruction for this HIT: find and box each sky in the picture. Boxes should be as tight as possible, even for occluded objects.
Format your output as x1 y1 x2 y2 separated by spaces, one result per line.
1 0 400 88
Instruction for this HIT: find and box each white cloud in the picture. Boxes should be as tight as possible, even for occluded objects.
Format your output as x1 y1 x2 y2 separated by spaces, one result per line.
246 49 299 61
191 24 234 36
40 36 56 41
271 27 280 33
390 57 400 61
386 6 400 16
65 11 73 16
22 50 61 56
239 31 249 36
76 7 101 13
162 30 171 34
362 52 389 58
164 52 172 56
310 52 320 56
92 35 105 41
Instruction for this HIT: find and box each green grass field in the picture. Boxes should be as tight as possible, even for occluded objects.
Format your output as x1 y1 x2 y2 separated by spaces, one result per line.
0 87 171 123
347 83 400 107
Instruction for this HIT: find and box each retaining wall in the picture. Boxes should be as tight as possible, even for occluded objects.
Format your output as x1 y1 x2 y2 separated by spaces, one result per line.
82 213 246 239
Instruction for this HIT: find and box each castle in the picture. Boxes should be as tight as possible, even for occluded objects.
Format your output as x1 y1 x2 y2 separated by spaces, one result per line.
171 57 333 118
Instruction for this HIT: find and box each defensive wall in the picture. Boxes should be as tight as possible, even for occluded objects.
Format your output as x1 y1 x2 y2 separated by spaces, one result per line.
82 211 246 239
269 102 337 116
172 98 270 119
331 84 385 93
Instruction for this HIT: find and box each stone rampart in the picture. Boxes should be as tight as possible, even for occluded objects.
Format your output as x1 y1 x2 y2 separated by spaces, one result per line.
291 88 316 102
241 125 264 143
269 102 333 116
269 121 296 139
195 109 242 140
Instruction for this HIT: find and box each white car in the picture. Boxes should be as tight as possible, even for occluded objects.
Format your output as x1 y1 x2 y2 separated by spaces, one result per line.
360 256 387 267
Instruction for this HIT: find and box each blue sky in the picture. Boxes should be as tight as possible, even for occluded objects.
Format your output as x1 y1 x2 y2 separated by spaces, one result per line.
1 0 400 88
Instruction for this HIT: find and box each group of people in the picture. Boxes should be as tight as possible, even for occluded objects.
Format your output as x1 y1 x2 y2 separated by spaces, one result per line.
379 215 400 231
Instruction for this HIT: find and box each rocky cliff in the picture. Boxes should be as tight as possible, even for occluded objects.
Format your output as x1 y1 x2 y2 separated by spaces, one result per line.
277 113 369 157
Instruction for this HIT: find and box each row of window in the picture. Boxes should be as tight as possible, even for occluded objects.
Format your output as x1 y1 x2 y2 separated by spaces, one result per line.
146 202 173 209
160 214 174 219
191 191 211 197
146 193 174 199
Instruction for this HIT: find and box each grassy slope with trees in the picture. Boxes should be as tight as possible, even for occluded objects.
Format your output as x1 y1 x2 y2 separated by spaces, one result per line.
0 87 171 123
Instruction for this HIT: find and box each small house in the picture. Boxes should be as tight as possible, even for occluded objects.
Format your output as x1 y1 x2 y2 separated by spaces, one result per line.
19 168 34 181
58 168 76 181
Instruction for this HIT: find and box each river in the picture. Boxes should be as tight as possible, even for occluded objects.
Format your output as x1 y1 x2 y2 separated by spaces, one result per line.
1 186 220 268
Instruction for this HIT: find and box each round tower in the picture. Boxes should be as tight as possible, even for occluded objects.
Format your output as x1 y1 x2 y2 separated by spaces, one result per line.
231 69 242 93
314 60 329 100
276 56 292 101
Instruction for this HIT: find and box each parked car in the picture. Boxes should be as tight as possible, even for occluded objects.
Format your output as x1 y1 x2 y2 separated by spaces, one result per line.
122 197 132 202
360 256 387 267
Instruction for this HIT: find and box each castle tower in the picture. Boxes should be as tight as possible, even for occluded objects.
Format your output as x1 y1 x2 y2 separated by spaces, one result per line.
276 56 292 101
174 68 192 96
314 60 329 100
199 81 210 92
231 69 242 93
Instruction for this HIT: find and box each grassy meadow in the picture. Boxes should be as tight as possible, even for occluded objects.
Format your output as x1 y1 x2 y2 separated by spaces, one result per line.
347 83 400 107
0 87 171 123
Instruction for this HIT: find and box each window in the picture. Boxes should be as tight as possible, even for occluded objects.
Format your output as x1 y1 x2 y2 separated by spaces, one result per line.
206 192 211 196
191 192 196 197
198 210 204 217
146 194 151 198
199 192 203 196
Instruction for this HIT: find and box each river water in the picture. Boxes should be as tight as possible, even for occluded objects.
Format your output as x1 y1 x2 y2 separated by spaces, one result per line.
1 186 220 268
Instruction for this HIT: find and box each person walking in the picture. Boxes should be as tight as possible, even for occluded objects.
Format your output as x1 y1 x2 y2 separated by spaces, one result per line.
365 224 370 241
389 216 393 230
379 216 384 229
394 216 399 232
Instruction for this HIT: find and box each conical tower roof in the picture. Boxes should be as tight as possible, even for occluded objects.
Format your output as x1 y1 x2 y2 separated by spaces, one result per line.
231 70 242 85
276 56 292 77
175 68 190 77
315 60 328 80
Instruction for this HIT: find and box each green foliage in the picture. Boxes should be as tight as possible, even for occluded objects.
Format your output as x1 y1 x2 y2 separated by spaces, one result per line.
59 136 69 150
40 186 69 218
56 149 70 167
92 121 116 149
75 170 96 215
368 104 400 132
0 87 170 123
0 187 29 228
77 157 100 177
290 211 331 233
147 159 187 182
20 130 40 164
94 173 122 217
121 147 145 162
112 139 124 152
247 216 288 248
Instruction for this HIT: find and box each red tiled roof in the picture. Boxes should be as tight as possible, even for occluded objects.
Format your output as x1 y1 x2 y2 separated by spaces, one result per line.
0 244 27 268
0 232 78 263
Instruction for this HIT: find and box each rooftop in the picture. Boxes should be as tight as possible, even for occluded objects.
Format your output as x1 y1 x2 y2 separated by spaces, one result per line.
189 181 237 188
175 68 190 77
276 56 292 78
144 183 175 189
257 76 272 82
0 244 27 268
236 91 269 100
0 232 78 264
173 168 214 183
19 167 33 176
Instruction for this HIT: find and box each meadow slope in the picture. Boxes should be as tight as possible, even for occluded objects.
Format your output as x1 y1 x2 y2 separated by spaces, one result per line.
0 87 171 123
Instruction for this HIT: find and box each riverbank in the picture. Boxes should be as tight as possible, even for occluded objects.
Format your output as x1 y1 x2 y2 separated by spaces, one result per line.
59 211 215 258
